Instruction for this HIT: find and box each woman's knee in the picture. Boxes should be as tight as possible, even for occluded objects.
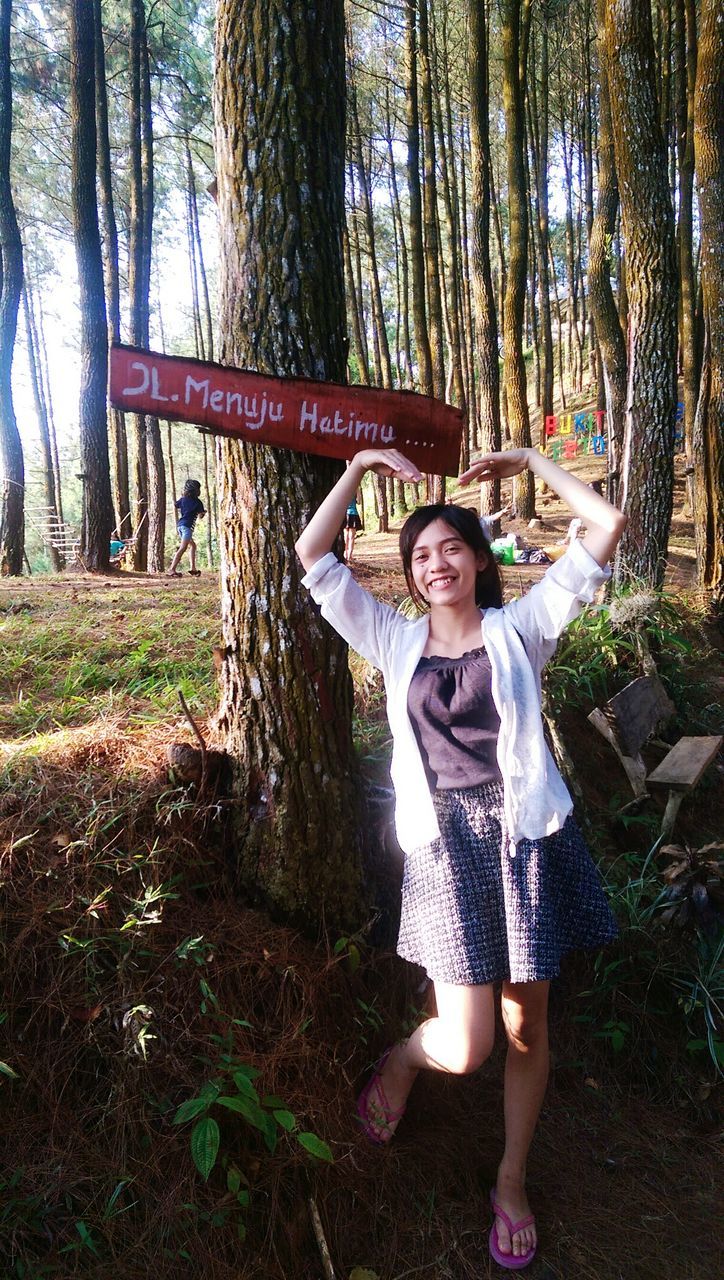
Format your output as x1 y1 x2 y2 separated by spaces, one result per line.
501 996 549 1053
427 1023 494 1074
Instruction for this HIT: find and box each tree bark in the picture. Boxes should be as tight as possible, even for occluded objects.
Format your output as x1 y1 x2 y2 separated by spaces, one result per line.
0 0 24 576
214 0 365 928
69 0 113 571
139 11 165 573
128 0 148 569
501 0 535 517
605 0 678 588
588 0 627 505
527 17 553 438
405 3 432 400
468 0 501 519
675 0 699 514
94 0 130 541
692 0 724 604
22 283 62 569
418 0 445 404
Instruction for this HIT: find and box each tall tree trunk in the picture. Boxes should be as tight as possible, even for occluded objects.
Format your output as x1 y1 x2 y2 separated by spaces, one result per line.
0 0 24 576
22 284 62 569
405 2 432 399
215 0 364 927
94 0 130 540
35 294 63 526
468 0 501 520
675 0 699 514
140 15 165 572
527 17 553 438
343 219 368 383
418 0 445 406
434 7 467 467
128 0 148 569
501 0 535 517
589 0 627 505
350 88 393 393
605 0 678 587
69 0 113 571
384 86 413 388
692 0 724 604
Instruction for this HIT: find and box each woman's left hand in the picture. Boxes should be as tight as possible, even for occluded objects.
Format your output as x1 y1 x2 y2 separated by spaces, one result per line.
458 449 531 486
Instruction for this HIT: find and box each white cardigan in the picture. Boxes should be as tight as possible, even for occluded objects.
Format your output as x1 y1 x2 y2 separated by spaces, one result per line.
302 538 610 856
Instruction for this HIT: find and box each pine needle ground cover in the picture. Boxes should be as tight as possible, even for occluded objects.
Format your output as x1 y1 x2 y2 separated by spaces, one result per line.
0 570 721 1280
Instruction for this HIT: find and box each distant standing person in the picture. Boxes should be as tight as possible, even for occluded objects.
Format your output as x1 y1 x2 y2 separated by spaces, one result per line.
344 496 363 563
168 479 205 577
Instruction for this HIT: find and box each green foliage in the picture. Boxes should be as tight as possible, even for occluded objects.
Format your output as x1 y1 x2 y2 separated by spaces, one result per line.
170 982 334 1238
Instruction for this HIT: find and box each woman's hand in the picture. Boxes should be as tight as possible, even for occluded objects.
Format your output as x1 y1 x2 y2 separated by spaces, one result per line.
353 448 422 482
458 449 531 486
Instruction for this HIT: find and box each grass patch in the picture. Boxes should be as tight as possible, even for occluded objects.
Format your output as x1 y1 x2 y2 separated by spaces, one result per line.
0 581 219 739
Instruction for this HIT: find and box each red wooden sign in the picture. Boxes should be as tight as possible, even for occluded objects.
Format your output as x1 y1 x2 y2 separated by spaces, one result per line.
110 345 464 475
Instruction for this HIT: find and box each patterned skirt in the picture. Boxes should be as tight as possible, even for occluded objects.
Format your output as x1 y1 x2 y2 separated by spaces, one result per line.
396 781 618 986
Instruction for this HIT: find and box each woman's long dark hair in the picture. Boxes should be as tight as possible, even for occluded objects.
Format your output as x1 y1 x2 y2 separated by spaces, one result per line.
399 503 503 611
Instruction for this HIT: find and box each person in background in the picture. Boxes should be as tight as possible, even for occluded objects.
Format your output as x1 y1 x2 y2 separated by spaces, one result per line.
167 479 205 577
478 502 512 543
344 495 363 563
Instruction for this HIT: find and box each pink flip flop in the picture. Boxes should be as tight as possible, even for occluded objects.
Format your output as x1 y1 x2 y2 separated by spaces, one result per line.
489 1187 537 1270
355 1046 406 1146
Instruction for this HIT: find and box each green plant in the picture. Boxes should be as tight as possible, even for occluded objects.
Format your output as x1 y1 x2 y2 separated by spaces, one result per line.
172 983 333 1241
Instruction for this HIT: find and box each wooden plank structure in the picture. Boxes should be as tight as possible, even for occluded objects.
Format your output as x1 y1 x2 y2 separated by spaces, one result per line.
588 674 722 842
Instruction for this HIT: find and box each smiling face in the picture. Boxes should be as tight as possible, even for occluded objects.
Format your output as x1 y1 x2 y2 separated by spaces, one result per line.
409 518 488 609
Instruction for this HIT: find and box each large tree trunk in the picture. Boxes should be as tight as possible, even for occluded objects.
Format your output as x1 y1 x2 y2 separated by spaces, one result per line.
692 0 724 605
501 0 535 517
527 16 553 439
0 0 24 577
22 284 62 570
675 0 699 515
468 0 501 519
605 0 678 588
94 0 130 541
139 8 165 573
214 0 365 929
588 0 627 505
405 0 432 398
418 0 446 406
69 0 113 571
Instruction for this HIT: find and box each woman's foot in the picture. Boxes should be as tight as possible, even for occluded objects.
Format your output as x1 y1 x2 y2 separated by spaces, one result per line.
167 570 182 577
491 1170 537 1262
356 1044 416 1144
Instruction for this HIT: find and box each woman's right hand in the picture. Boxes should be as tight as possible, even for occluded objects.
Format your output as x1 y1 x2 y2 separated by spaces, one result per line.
354 448 422 483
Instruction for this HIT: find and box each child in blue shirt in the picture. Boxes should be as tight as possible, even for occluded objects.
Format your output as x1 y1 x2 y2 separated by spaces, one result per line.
168 479 205 577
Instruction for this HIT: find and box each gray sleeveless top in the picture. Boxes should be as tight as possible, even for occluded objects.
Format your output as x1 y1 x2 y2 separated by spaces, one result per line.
407 645 503 792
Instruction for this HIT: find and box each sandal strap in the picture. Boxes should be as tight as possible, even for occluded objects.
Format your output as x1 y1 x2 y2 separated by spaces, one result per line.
491 1200 535 1237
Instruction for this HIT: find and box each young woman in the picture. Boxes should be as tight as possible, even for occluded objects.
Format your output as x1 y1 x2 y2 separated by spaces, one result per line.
167 479 206 578
296 446 626 1270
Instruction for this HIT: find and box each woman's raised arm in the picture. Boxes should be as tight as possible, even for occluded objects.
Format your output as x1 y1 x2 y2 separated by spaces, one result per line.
295 449 421 572
459 447 626 567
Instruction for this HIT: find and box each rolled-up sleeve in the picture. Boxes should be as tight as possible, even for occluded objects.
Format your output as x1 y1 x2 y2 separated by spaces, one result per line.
504 538 611 649
301 553 405 671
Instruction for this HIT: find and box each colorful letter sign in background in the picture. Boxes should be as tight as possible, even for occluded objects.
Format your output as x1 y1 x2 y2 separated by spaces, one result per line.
110 345 464 475
545 404 685 461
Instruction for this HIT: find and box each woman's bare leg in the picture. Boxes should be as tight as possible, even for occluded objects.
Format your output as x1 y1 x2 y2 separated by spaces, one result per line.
363 982 496 1132
189 537 197 572
168 534 191 574
493 980 549 1259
